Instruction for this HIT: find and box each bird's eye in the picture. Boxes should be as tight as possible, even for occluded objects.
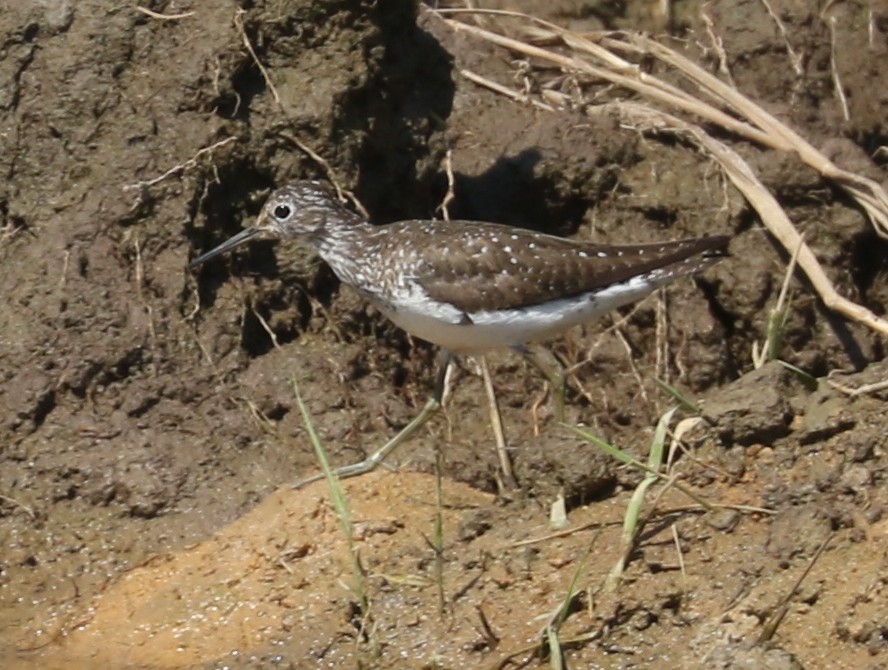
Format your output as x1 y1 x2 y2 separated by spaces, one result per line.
273 204 292 220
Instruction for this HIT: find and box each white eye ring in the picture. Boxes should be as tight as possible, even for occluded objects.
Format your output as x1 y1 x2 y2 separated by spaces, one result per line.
273 204 292 220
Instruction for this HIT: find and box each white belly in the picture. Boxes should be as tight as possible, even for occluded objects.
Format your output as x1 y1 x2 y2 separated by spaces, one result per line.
378 273 662 354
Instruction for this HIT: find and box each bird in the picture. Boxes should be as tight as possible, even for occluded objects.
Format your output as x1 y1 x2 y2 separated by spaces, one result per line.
190 180 729 485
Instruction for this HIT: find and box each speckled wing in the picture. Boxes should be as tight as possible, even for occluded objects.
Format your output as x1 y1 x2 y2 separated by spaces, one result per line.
407 220 729 314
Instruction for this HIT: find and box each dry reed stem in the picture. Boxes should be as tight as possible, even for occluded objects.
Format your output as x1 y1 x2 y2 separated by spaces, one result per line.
432 8 888 337
618 34 888 236
607 102 888 337
434 9 888 241
438 12 778 147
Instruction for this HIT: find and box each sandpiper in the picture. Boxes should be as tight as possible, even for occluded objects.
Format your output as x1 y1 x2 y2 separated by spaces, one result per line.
191 180 729 484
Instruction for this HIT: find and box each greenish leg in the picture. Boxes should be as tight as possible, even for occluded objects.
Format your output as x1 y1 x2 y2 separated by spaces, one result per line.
513 345 567 422
293 351 452 489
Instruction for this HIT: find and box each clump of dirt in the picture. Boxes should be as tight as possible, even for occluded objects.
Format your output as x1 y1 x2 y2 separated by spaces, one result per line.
1 1 887 669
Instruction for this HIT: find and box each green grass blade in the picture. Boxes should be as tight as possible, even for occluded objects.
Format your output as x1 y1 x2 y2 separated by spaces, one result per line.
652 377 700 414
292 378 367 613
567 422 714 512
776 360 817 391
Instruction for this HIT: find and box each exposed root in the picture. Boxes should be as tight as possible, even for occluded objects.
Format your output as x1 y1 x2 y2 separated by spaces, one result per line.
123 136 238 193
134 6 195 20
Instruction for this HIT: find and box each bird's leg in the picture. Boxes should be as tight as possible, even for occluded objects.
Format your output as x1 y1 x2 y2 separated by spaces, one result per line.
512 344 567 422
293 351 452 489
431 350 453 405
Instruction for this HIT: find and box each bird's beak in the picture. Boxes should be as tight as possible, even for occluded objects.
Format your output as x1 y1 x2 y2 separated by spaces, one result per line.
189 226 263 270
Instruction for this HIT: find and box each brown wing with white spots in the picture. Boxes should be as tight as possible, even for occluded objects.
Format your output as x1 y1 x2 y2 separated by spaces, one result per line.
393 220 729 314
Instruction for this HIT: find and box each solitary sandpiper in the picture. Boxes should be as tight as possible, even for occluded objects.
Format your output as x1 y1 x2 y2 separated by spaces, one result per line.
191 180 729 484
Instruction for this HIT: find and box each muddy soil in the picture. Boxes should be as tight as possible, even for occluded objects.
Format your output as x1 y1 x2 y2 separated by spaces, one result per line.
1 1 887 669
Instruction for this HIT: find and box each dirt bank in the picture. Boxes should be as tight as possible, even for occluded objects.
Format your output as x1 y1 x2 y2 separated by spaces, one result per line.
1 1 886 668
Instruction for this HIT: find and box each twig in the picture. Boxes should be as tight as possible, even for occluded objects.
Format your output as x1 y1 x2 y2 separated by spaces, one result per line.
436 147 456 221
476 605 500 649
614 327 650 406
459 68 555 111
251 300 282 350
827 17 850 122
655 0 671 27
827 378 888 398
671 523 686 577
233 9 279 104
868 8 875 48
758 0 804 77
135 6 195 20
699 7 734 87
509 500 774 548
275 132 368 218
123 136 237 191
757 531 833 643
0 492 36 519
